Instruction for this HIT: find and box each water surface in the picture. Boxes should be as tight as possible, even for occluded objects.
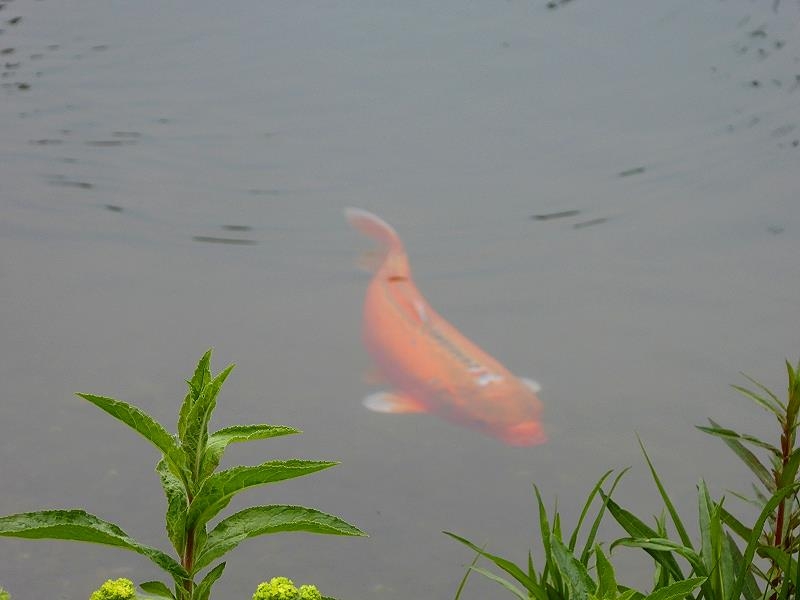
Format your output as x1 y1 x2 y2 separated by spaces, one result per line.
1 1 799 598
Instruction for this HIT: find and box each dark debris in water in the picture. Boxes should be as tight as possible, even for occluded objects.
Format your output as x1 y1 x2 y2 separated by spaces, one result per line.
617 166 646 178
85 140 135 147
532 209 580 221
104 204 123 213
573 217 609 229
222 224 252 232
192 236 257 245
767 225 784 234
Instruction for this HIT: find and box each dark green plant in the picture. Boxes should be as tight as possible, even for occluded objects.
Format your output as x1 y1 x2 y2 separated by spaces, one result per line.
447 470 706 600
606 361 800 600
698 360 800 597
0 350 365 600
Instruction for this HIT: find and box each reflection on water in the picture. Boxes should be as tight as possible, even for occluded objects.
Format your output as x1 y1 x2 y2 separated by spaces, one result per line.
347 209 546 447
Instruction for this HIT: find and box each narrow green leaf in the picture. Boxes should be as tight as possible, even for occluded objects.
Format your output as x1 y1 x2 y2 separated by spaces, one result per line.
467 566 529 600
778 448 800 489
186 460 337 530
697 480 715 578
156 459 187 555
724 532 759 600
618 589 645 600
193 562 225 600
705 418 775 492
550 535 596 600
643 577 705 600
639 438 692 548
602 493 685 581
729 483 800 600
200 424 300 479
568 469 613 552
696 426 780 456
195 505 365 571
0 510 188 581
581 468 630 564
453 550 482 600
731 381 783 415
533 485 556 585
139 581 176 599
595 545 617 599
76 393 187 480
443 532 540 595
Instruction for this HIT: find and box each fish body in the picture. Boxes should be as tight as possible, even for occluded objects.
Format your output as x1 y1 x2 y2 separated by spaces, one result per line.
346 208 546 446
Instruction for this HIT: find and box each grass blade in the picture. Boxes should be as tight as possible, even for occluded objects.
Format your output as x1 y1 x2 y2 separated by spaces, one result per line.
453 550 482 600
705 419 775 492
443 532 540 594
567 469 613 552
639 438 692 548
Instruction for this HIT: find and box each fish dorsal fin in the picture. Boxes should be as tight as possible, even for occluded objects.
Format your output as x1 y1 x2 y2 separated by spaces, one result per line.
521 378 542 393
363 392 428 414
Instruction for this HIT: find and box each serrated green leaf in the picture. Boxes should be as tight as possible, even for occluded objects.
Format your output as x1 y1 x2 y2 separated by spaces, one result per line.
200 424 300 480
643 577 705 600
76 393 187 481
195 505 365 571
156 459 187 555
139 581 175 599
193 561 225 600
186 460 337 530
183 365 235 479
0 510 188 581
189 350 213 399
550 535 596 600
595 545 617 599
705 418 775 492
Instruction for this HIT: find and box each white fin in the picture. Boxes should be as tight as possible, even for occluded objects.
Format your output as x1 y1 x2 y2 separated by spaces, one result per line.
521 378 542 393
362 392 427 414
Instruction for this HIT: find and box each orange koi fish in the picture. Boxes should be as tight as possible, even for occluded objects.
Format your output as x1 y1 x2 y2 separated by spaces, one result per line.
346 208 546 446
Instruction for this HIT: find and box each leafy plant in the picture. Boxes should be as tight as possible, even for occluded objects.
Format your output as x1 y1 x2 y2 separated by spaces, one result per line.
0 350 365 600
606 361 800 600
698 360 800 597
0 585 9 600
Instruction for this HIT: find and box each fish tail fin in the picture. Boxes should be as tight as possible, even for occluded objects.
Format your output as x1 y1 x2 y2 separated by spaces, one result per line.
345 207 410 277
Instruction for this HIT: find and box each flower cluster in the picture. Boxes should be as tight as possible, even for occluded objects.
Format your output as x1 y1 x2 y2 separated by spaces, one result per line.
253 577 322 600
89 578 136 600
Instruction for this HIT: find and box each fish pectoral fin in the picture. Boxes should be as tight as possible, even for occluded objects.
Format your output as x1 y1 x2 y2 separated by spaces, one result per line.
521 377 542 393
363 392 428 414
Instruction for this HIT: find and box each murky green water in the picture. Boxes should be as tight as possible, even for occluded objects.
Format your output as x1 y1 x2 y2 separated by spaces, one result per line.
1 1 798 598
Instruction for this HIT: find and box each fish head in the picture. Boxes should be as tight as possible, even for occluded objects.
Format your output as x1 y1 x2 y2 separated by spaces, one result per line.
460 377 547 446
497 419 548 447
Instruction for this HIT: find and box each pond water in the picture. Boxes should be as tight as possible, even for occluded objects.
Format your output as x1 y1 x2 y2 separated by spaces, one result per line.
1 1 799 598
